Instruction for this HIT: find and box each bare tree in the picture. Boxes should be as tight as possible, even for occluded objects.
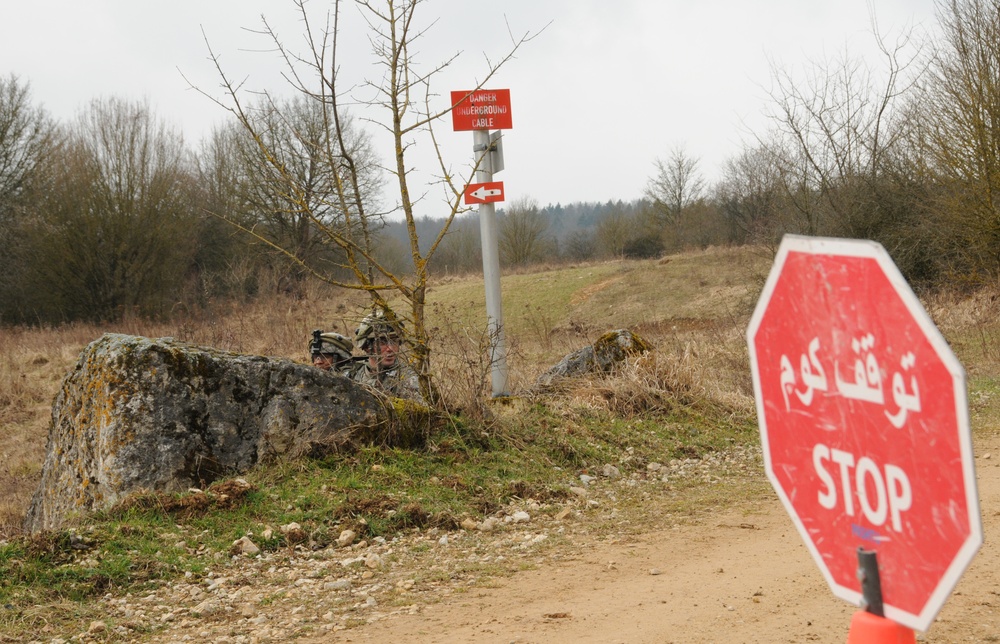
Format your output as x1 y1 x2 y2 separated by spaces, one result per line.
752 17 950 285
762 23 924 242
920 0 1000 275
499 196 550 266
195 0 538 404
716 143 783 245
645 145 706 226
0 75 55 320
228 96 384 287
595 208 632 258
19 98 196 321
0 75 52 216
563 228 596 261
429 216 482 275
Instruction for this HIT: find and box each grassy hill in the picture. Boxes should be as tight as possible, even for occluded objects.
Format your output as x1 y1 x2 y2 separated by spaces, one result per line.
5 243 996 640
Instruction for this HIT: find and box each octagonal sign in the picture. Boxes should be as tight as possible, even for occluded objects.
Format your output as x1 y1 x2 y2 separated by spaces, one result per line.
747 235 981 632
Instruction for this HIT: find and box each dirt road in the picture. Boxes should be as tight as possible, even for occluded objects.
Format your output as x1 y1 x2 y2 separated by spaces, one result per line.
332 432 1000 643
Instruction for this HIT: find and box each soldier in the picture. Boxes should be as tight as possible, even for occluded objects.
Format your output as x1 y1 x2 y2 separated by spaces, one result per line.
309 330 359 376
352 310 425 403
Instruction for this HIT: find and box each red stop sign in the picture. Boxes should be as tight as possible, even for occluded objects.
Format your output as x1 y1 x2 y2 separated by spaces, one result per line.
747 236 982 632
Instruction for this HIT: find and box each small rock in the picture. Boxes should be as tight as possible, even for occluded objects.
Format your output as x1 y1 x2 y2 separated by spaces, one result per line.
88 621 107 634
568 486 588 498
984 453 992 460
325 579 352 591
479 517 499 532
365 553 382 569
192 599 220 616
647 462 663 472
262 527 274 540
650 568 663 576
337 529 357 547
438 535 449 546
205 577 228 592
602 464 621 479
512 511 531 523
579 474 596 486
231 536 260 556
460 518 478 531
555 507 575 521
365 596 378 608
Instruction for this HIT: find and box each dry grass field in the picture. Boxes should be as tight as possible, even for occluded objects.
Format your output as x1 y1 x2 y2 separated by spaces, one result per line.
6 245 1000 641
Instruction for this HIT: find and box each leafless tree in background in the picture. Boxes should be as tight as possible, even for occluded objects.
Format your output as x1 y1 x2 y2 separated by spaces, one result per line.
918 0 1000 276
645 145 706 228
0 75 56 319
20 98 196 321
499 196 550 266
759 18 938 279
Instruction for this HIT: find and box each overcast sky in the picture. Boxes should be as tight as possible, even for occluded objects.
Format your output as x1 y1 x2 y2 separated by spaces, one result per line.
2 0 939 213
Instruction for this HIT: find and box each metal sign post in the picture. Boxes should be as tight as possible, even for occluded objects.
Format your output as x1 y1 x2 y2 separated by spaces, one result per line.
452 89 514 397
473 129 508 396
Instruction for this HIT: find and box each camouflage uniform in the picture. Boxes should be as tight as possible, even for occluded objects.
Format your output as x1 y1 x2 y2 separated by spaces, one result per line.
352 309 427 404
352 361 424 402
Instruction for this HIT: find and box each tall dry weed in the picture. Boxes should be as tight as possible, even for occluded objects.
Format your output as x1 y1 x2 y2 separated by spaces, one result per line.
427 301 518 420
923 283 1000 365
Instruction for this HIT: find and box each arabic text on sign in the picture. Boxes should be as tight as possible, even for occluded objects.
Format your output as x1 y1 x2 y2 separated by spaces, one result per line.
778 334 922 428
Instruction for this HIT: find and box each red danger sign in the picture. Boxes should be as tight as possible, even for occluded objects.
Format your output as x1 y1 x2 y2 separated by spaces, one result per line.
747 235 981 632
451 89 513 131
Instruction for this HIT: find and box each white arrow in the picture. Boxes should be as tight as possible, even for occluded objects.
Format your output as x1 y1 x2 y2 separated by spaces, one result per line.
471 186 502 201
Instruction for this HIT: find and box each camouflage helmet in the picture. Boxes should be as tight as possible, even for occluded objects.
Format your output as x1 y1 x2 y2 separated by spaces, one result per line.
355 310 402 350
309 330 354 362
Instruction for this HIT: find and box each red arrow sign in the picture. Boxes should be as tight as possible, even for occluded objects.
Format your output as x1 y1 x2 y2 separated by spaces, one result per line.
451 89 513 131
464 181 504 205
747 235 981 632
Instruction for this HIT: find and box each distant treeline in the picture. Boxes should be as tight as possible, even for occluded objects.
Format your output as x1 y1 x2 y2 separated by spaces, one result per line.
379 199 662 276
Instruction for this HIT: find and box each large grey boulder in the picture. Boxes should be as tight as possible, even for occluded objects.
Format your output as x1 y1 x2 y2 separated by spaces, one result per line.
24 333 396 534
536 329 652 388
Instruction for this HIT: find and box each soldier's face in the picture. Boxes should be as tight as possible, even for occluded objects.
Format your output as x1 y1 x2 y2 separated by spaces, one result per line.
313 354 334 371
372 337 399 368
